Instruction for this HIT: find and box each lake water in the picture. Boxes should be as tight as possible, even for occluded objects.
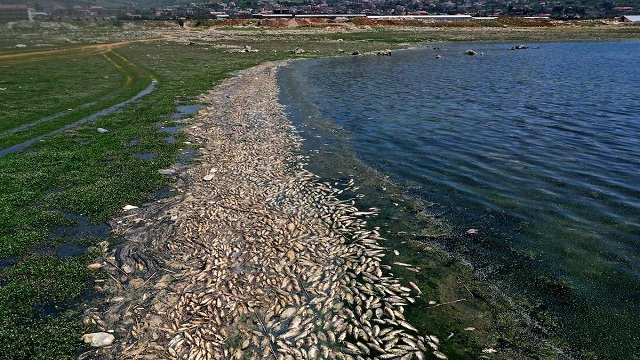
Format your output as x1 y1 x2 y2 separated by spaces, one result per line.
278 41 640 358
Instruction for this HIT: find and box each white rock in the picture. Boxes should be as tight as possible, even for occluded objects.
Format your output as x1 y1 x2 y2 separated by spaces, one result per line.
81 332 114 347
466 228 479 235
96 128 109 133
122 205 138 211
203 174 214 181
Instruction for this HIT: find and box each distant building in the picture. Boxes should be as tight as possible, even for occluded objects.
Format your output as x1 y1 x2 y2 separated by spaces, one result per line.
0 4 34 22
623 15 640 22
367 14 473 20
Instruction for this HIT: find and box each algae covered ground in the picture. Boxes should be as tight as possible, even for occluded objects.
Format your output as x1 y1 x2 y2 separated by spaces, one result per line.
1 19 639 359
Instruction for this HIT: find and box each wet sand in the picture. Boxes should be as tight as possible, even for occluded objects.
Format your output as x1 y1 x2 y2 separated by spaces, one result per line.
86 62 441 359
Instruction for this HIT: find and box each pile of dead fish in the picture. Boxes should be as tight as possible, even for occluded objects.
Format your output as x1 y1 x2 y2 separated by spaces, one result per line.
88 63 447 360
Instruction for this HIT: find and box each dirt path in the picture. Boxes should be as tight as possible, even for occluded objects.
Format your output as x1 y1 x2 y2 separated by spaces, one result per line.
0 36 172 63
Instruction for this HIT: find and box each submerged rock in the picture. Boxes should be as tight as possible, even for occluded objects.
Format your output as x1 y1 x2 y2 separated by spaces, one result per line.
82 332 114 347
464 49 477 56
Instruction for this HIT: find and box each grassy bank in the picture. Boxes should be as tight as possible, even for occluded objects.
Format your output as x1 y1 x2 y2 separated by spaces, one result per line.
1 20 638 358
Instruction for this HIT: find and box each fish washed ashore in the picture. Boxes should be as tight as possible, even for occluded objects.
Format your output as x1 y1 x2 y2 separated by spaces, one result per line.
84 62 440 360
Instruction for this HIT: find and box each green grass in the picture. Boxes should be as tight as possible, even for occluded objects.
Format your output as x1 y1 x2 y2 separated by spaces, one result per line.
0 254 95 359
0 50 153 150
0 54 122 133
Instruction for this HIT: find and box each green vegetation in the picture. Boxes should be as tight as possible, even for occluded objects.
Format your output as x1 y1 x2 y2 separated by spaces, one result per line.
0 21 639 358
0 54 122 132
0 254 94 359
0 50 155 150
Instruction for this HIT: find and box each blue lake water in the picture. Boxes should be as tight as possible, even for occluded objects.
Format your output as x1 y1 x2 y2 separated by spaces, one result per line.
278 41 640 358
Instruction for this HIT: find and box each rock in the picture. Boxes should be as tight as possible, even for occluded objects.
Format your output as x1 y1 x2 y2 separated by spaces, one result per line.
81 332 115 347
15 44 27 48
122 205 138 211
435 54 442 59
121 264 133 274
376 49 391 56
351 50 361 56
96 128 109 133
203 174 214 181
466 228 479 235
428 300 437 305
292 48 305 54
337 48 345 53
464 50 476 56
87 263 102 270
510 44 529 50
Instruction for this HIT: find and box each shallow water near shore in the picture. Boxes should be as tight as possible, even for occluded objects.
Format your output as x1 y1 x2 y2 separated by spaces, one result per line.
278 41 640 358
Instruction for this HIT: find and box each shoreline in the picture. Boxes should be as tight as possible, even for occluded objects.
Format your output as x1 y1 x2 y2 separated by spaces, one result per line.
278 52 569 359
88 62 444 359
